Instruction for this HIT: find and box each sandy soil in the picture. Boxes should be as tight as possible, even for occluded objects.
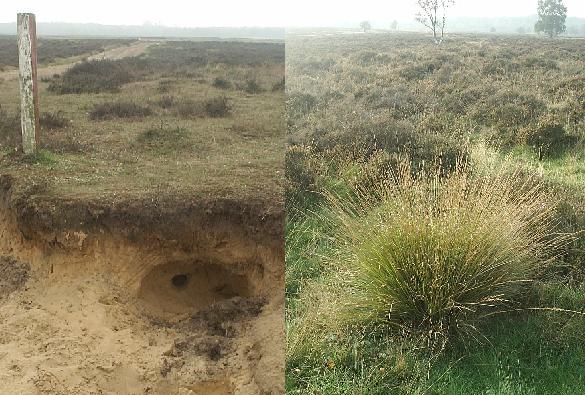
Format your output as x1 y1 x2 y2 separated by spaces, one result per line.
0 258 283 395
0 268 282 395
0 191 284 395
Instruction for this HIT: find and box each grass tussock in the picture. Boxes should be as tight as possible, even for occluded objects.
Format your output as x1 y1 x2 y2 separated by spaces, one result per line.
212 77 232 89
289 160 571 358
238 78 264 94
174 96 231 119
89 101 152 120
203 96 231 117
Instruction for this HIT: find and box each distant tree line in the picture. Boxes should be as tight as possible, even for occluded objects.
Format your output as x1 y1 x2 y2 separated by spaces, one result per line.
357 0 581 40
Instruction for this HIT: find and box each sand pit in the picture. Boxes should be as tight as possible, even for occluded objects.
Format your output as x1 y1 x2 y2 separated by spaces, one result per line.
0 180 284 395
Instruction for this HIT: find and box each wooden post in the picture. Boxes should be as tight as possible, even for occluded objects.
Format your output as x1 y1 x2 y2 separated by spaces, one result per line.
17 13 40 155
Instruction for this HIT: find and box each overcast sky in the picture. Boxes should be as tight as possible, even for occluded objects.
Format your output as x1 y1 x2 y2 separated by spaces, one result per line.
2 0 585 27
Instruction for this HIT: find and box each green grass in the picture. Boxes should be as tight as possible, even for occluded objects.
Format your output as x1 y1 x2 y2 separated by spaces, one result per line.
285 212 335 301
21 149 59 166
426 312 584 395
428 292 585 395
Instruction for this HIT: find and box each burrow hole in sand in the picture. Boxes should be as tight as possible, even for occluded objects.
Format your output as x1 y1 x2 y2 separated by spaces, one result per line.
138 261 253 316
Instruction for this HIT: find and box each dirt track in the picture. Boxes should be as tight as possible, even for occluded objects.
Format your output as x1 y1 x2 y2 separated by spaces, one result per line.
0 40 153 81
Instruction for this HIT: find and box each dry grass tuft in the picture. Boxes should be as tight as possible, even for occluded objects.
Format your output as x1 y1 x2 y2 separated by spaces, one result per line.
288 160 571 358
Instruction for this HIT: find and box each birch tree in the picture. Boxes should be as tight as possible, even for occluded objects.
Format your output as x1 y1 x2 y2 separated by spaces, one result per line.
416 0 455 44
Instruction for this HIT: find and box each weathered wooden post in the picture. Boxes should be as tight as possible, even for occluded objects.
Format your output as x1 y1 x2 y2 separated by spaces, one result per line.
17 13 40 155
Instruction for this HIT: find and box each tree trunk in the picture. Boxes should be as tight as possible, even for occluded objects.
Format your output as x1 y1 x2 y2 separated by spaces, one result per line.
433 28 442 44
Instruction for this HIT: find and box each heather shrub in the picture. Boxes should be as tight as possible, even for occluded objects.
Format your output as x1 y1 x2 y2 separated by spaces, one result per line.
89 101 152 120
48 58 146 94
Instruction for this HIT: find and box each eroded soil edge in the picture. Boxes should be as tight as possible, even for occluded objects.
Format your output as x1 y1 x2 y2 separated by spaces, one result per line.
0 175 284 395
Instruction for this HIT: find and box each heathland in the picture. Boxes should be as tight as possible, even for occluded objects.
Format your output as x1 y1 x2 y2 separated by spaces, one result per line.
286 31 585 394
0 36 284 209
